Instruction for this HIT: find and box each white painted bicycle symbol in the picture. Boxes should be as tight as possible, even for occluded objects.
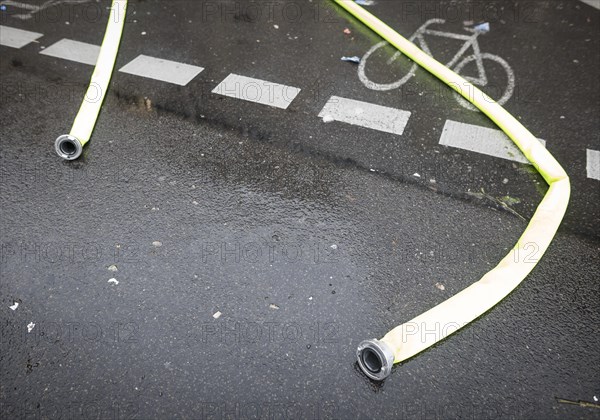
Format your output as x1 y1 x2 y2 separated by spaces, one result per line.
358 18 515 111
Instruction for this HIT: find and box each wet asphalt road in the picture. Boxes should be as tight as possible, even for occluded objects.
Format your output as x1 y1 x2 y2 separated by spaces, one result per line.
1 1 599 419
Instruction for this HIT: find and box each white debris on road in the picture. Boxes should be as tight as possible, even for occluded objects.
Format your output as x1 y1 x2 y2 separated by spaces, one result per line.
27 322 35 333
108 265 118 272
108 278 119 285
9 302 19 311
435 282 446 291
269 304 280 310
153 241 162 247
213 311 222 319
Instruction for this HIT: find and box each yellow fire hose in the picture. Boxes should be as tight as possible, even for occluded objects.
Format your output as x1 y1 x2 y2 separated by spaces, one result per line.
332 0 571 380
49 0 570 381
55 0 127 160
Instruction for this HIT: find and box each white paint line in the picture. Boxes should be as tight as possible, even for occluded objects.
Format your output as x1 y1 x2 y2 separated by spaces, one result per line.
318 96 411 136
439 120 546 164
119 54 204 86
0 25 43 48
1 1 38 11
212 73 300 109
1 0 91 20
586 149 600 180
40 38 99 65
579 0 600 11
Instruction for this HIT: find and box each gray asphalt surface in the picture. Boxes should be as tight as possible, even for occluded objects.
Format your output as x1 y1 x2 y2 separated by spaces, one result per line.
1 1 599 419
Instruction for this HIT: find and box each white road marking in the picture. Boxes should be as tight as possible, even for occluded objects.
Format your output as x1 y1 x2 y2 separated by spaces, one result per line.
318 96 411 135
40 38 99 65
357 18 515 111
0 25 42 48
0 0 91 20
119 54 204 86
1 1 37 10
586 149 600 180
212 74 300 109
439 120 546 164
579 0 600 10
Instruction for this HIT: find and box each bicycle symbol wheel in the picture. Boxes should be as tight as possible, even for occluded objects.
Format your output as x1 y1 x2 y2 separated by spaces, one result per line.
451 53 515 111
357 41 419 91
358 44 515 111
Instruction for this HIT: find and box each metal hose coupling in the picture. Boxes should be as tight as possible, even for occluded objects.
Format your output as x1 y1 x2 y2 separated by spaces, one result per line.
55 135 83 160
356 339 395 381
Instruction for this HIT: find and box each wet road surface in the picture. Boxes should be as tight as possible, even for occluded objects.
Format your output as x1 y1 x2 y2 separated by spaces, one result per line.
1 1 599 419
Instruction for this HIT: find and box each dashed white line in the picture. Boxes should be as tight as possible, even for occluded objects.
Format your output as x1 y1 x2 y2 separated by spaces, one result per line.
119 54 204 86
586 149 600 180
212 73 300 109
40 38 99 65
0 25 43 48
318 96 411 136
439 120 546 164
579 0 600 10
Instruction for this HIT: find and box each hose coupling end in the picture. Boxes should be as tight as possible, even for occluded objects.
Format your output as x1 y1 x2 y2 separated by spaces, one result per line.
55 135 83 160
357 339 395 381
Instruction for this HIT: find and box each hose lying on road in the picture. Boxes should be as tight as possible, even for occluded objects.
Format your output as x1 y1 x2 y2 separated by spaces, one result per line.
55 0 127 160
332 0 571 380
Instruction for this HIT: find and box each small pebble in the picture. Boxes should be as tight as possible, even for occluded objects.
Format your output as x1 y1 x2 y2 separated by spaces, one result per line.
435 282 445 291
152 241 162 247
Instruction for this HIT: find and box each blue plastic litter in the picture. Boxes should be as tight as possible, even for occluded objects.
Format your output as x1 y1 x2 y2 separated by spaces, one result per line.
341 56 361 64
474 22 490 33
